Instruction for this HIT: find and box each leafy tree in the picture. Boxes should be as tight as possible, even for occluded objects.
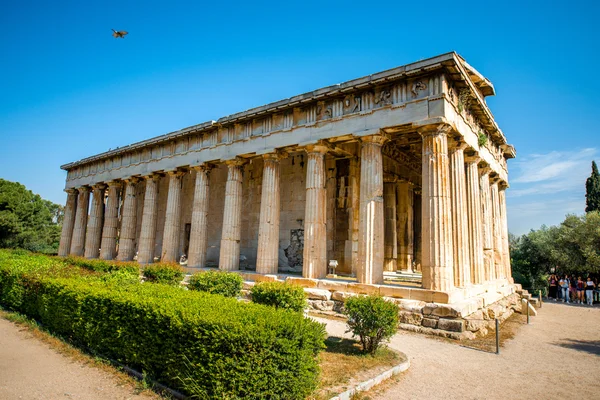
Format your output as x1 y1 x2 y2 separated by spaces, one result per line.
585 161 600 212
0 179 62 252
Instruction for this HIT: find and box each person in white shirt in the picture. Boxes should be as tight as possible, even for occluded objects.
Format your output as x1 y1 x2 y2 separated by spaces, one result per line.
560 275 570 303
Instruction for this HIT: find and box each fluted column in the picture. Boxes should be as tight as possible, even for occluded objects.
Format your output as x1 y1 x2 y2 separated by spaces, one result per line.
84 184 106 259
479 164 495 281
188 165 212 268
137 174 161 264
357 134 388 284
383 181 397 272
499 184 512 281
256 153 285 274
397 181 414 272
69 186 90 256
413 191 422 272
449 141 471 287
100 182 121 260
490 178 504 279
465 154 485 284
58 189 78 256
161 170 185 263
116 178 139 261
219 160 245 271
420 125 454 292
303 144 328 279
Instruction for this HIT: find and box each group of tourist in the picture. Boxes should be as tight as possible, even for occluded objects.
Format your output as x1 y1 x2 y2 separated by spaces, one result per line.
548 275 598 305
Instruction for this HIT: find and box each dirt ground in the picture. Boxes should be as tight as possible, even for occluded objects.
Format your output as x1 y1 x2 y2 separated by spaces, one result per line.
316 302 600 400
0 317 160 400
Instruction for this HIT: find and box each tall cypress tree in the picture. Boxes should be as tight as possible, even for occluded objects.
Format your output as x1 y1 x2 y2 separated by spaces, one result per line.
585 161 600 212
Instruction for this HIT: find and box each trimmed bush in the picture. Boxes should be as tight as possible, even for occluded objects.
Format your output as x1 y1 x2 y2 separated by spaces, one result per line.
60 255 139 275
0 250 326 399
188 271 243 297
344 295 399 354
251 281 307 312
142 262 184 285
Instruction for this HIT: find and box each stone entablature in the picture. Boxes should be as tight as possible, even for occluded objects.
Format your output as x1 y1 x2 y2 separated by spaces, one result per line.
61 52 511 189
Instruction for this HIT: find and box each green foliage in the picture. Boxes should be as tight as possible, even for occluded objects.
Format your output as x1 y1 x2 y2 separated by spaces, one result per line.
477 132 488 147
510 212 600 291
0 179 63 253
0 250 326 399
343 296 399 355
142 262 184 285
61 255 139 275
250 281 307 312
187 270 243 297
586 161 600 213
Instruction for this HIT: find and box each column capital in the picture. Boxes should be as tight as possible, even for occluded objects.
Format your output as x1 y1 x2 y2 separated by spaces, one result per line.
106 180 122 188
418 123 453 138
489 173 501 185
165 169 187 178
191 163 215 173
64 188 78 195
448 137 469 153
478 161 491 175
464 149 481 164
142 172 163 181
360 133 390 146
499 181 510 190
123 176 141 184
76 186 90 194
91 183 107 191
262 150 288 161
305 143 329 155
225 157 247 167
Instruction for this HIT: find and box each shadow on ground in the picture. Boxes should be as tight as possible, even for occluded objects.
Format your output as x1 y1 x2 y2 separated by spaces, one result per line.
553 339 600 356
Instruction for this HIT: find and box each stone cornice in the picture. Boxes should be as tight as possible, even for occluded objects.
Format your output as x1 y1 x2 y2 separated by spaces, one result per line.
60 52 508 172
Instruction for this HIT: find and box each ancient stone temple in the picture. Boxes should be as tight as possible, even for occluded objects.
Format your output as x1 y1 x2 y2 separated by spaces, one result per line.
59 52 520 337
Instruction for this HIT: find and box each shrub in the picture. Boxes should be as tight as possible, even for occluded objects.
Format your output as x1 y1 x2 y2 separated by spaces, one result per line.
250 281 306 312
344 295 399 355
0 250 326 399
188 271 243 297
142 262 184 285
61 255 139 275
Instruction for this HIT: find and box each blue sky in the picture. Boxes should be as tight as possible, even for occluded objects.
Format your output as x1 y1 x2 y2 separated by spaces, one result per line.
1 0 598 235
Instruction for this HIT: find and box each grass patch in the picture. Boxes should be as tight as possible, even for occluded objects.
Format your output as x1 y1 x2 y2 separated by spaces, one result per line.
311 337 405 400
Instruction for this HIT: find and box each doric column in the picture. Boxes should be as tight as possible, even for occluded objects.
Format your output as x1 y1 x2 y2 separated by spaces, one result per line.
499 183 512 280
420 125 454 292
69 186 90 256
161 170 186 263
116 178 139 261
349 156 360 275
449 140 471 287
303 144 328 279
219 160 245 271
137 174 161 264
413 190 422 272
58 189 78 256
479 164 495 281
357 134 388 284
100 181 121 260
397 180 414 272
490 177 504 279
465 154 485 284
256 152 285 274
84 184 106 259
383 180 397 272
187 165 212 268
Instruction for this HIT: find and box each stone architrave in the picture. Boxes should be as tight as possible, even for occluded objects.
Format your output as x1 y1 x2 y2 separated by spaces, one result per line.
100 182 121 260
449 140 471 287
490 178 504 279
420 125 454 292
161 170 186 263
187 165 212 268
256 152 286 274
84 184 106 259
479 164 495 281
137 174 161 264
116 178 139 261
69 186 90 256
58 189 78 257
465 154 485 285
357 134 388 285
499 183 512 280
219 160 245 271
383 180 398 272
303 145 328 279
397 180 414 272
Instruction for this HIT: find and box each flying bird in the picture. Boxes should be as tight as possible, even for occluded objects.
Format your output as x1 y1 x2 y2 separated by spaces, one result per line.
112 29 128 38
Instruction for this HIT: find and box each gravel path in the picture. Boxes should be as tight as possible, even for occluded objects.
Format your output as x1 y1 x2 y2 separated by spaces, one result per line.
317 302 600 400
0 318 160 400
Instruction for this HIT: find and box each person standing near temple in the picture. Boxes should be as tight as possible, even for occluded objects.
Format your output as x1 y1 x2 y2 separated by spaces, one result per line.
585 277 595 306
560 275 570 303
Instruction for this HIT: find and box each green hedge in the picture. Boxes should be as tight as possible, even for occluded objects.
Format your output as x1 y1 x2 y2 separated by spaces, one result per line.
251 281 307 312
0 250 325 399
142 262 184 285
188 270 243 297
60 255 139 275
